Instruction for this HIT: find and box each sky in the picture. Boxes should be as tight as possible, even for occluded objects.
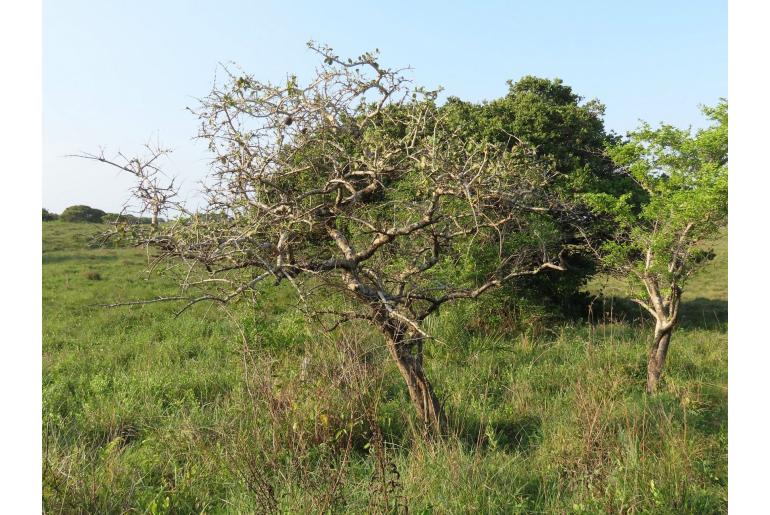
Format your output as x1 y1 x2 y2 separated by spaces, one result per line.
43 0 726 214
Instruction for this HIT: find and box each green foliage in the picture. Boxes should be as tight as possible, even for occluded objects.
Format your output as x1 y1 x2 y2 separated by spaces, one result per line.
60 205 107 223
42 208 59 221
439 77 636 315
583 101 728 303
441 76 632 196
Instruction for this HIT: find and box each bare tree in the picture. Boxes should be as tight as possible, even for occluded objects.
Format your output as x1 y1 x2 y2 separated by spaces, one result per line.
75 143 178 227
96 43 578 431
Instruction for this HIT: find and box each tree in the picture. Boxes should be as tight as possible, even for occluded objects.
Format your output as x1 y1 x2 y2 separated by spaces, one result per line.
443 76 612 184
42 208 59 221
98 43 580 431
583 101 728 393
60 205 106 223
440 77 632 314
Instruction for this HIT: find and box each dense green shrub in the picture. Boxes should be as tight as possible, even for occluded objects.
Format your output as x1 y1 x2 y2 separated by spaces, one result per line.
60 205 106 223
440 77 638 317
42 208 59 221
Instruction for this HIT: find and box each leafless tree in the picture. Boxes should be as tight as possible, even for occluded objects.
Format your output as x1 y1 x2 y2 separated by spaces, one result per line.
74 143 178 227
96 42 578 431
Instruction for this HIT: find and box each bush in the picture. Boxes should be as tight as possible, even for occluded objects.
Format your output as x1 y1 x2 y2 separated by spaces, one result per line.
60 205 107 223
42 208 59 221
102 213 158 225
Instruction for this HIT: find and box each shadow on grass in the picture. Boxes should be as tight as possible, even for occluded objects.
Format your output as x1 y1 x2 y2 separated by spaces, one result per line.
446 411 542 454
42 253 120 264
587 295 727 331
648 387 727 441
679 298 728 329
492 416 542 453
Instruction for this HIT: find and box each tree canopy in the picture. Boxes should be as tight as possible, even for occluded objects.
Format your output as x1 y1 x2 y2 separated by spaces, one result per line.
42 208 59 221
439 76 632 312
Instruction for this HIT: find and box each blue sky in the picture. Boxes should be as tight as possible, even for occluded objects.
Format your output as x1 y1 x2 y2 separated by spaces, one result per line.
43 0 726 213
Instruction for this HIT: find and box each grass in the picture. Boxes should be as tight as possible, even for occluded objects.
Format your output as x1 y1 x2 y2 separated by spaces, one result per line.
42 221 727 513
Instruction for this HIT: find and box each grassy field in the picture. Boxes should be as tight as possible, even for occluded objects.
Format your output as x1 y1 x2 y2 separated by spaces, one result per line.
42 222 727 513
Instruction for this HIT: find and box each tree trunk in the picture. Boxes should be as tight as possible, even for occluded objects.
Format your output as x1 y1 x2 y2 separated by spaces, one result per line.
389 338 443 432
646 324 673 393
375 316 443 432
151 209 159 228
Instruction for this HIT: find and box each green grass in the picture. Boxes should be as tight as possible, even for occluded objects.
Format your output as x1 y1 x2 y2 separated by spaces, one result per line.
42 221 727 513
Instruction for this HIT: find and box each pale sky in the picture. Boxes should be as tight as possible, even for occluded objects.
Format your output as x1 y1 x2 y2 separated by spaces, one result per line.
43 0 726 214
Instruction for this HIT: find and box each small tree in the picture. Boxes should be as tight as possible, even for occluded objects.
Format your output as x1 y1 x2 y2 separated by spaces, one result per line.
42 208 59 221
60 205 106 223
97 43 581 431
583 101 727 393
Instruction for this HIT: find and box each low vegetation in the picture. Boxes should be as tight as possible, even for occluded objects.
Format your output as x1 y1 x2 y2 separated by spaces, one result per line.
43 222 726 513
43 206 158 225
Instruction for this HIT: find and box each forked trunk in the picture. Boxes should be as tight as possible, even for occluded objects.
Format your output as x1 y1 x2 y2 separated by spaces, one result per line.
646 324 673 393
375 315 443 433
389 339 443 432
641 278 681 394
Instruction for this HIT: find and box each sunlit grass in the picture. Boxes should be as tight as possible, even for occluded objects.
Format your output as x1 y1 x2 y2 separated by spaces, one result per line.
43 221 727 513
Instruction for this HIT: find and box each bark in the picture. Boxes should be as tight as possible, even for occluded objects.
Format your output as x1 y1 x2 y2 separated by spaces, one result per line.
641 277 680 394
151 209 159 228
375 314 443 433
646 324 673 393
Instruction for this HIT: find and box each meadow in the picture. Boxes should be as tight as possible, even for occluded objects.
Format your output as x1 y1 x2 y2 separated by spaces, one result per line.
42 222 727 513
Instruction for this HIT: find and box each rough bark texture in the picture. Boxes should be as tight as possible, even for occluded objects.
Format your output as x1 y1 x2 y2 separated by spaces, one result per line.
646 326 673 393
375 314 443 432
639 276 681 394
388 337 443 432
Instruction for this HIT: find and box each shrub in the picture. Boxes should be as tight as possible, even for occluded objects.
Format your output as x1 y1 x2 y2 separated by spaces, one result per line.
42 208 59 221
60 205 106 223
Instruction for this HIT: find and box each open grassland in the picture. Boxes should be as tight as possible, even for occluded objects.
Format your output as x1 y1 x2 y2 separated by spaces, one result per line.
43 222 727 513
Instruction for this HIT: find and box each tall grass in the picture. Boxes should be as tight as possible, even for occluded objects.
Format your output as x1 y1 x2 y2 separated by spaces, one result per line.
42 222 727 513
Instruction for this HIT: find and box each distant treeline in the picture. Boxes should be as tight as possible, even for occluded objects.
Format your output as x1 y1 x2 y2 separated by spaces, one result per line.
42 206 162 225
